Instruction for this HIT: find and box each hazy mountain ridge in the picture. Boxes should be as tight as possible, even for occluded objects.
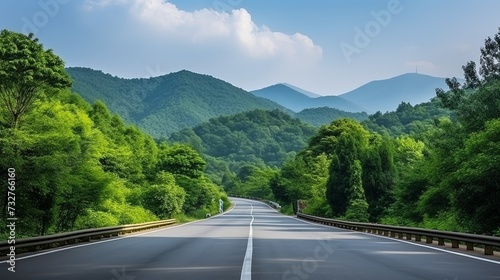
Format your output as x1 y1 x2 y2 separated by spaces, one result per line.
252 73 457 114
339 73 453 113
68 67 456 138
251 84 365 112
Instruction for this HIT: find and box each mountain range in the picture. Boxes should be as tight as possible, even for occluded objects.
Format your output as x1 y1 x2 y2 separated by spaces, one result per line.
339 73 452 113
67 67 291 138
251 73 452 113
67 68 368 137
68 68 454 138
251 84 364 112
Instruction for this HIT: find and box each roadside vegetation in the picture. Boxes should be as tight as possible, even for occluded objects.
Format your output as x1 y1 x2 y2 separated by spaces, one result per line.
268 28 500 235
0 30 229 239
1 28 498 240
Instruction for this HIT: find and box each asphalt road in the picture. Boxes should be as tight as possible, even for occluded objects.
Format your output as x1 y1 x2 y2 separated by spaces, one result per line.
1 197 499 279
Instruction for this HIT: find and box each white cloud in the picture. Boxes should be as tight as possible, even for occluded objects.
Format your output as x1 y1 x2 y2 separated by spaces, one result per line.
86 0 322 60
76 0 324 93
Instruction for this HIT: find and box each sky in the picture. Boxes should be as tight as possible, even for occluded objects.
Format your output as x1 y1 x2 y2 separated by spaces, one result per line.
0 0 499 95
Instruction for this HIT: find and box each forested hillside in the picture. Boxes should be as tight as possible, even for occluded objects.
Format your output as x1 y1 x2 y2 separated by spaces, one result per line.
0 30 228 239
170 109 317 182
362 100 453 137
68 67 290 138
296 106 369 127
268 28 500 235
2 27 498 241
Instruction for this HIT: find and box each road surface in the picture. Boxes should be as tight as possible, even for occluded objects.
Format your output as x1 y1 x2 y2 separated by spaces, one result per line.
1 197 499 279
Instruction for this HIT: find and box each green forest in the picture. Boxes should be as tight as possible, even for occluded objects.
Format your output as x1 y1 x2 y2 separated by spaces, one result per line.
0 30 229 239
170 109 317 180
296 106 368 127
268 28 500 235
1 27 499 240
67 67 290 138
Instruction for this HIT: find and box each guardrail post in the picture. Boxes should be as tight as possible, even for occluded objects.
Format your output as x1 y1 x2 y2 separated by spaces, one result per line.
426 236 433 244
294 213 500 256
484 245 493 255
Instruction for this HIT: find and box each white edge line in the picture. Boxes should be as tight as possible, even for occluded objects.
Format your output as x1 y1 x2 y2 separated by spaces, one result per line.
240 202 254 280
289 215 500 265
0 206 235 264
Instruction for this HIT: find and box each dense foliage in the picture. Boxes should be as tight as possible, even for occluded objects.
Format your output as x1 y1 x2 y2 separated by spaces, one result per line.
269 29 500 235
2 27 498 240
0 31 229 239
170 109 317 182
0 30 72 129
271 119 394 222
67 67 289 138
362 100 453 137
295 106 368 127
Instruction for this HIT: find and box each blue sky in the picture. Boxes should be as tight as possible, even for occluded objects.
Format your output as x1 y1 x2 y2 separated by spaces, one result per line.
1 0 499 95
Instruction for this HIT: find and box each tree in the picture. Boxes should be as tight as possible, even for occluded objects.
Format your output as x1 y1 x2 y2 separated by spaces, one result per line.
344 160 370 222
0 97 109 235
306 118 369 158
362 137 396 222
157 143 206 179
175 174 218 214
436 28 500 133
0 30 72 129
325 133 359 217
449 119 500 233
321 119 370 218
142 172 186 218
479 27 500 82
237 166 276 199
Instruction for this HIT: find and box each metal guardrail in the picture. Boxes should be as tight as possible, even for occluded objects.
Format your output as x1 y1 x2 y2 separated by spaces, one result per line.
0 219 175 255
297 213 500 255
230 195 281 209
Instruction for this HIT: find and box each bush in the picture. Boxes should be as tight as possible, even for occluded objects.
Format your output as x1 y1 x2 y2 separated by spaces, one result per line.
345 199 369 222
74 210 119 229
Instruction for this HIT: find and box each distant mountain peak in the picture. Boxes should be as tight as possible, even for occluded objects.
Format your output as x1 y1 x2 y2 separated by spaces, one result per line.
281 83 322 98
67 67 290 138
251 84 364 113
339 73 452 113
